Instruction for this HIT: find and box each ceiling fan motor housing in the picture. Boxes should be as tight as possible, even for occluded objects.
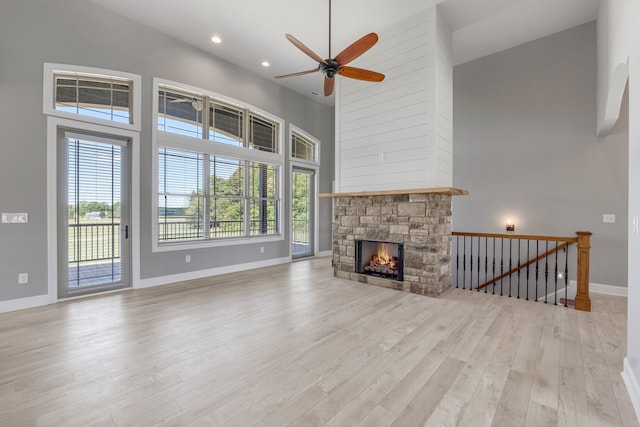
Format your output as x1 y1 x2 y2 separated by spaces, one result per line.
320 59 340 78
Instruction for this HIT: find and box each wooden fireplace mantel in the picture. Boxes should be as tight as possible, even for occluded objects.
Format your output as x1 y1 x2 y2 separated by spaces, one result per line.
319 187 469 198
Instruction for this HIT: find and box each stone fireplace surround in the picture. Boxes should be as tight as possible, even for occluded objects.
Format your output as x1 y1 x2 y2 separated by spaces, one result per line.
320 188 468 298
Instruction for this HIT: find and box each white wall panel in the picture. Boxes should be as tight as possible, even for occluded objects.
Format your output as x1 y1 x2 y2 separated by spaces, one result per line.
435 7 454 187
336 6 453 192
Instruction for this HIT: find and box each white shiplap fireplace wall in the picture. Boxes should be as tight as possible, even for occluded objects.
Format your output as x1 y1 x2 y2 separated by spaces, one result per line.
335 6 453 192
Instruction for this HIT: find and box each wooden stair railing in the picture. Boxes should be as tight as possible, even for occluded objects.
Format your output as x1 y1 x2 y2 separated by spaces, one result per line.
451 231 592 311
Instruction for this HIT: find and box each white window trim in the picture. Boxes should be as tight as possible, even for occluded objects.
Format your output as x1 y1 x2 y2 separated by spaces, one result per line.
152 78 285 252
288 125 320 257
43 63 142 132
289 124 321 166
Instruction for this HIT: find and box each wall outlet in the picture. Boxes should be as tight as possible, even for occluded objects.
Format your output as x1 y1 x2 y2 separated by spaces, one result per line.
603 214 616 223
260 246 265 253
185 254 191 263
18 273 28 284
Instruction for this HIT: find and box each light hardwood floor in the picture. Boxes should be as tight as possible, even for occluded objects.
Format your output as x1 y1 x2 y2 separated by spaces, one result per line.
0 257 637 427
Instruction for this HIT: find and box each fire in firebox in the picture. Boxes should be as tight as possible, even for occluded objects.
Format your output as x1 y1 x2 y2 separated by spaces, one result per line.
364 243 399 275
356 239 404 281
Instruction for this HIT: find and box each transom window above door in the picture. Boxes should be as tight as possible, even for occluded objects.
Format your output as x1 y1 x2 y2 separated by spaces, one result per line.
43 63 141 131
55 75 132 124
291 128 319 163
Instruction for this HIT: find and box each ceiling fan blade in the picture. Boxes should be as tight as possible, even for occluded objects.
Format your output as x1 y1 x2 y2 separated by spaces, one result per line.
338 66 385 82
275 69 319 79
285 34 328 65
324 76 335 96
334 33 379 66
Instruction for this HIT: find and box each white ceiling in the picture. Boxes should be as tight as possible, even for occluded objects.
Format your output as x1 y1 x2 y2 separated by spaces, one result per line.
90 0 599 106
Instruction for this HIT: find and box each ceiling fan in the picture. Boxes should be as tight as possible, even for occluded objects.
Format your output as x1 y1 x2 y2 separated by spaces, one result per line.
275 0 385 96
169 98 203 112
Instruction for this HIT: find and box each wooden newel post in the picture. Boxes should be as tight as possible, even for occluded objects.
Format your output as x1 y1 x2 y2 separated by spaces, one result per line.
575 231 592 312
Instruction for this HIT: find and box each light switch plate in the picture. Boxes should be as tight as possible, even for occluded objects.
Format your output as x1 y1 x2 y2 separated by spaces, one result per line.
2 213 28 223
603 214 616 224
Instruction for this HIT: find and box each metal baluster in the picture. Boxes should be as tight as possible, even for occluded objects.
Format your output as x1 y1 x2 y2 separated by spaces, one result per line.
456 235 459 288
477 237 481 292
463 236 473 291
484 238 488 293
492 238 496 295
526 241 530 300
554 241 559 305
500 238 504 296
517 239 521 299
463 236 467 290
508 238 512 297
544 241 549 303
535 240 539 302
564 245 569 307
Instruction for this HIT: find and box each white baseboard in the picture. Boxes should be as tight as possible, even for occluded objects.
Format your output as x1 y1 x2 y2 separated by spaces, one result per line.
566 280 628 297
623 358 640 423
316 250 332 257
537 280 628 302
134 256 292 289
0 257 293 313
537 282 576 302
0 294 51 314
589 281 628 297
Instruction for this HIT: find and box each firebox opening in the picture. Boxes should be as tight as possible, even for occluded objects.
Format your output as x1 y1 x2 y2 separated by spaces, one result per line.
355 240 404 281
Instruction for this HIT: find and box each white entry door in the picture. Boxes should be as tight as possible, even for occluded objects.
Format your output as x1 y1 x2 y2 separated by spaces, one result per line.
58 131 131 297
291 167 315 258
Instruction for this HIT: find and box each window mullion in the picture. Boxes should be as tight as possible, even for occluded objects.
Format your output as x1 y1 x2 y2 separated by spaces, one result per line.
243 161 250 237
242 111 250 236
203 155 211 240
244 109 250 149
202 97 211 140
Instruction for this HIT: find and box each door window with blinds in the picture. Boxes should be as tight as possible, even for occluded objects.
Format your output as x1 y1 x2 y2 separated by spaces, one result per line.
62 133 130 295
155 81 283 246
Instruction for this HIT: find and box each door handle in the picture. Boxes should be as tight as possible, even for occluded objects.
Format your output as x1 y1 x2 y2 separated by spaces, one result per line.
125 225 129 239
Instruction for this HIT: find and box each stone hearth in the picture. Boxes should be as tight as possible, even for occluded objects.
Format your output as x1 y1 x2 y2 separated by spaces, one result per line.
320 188 468 297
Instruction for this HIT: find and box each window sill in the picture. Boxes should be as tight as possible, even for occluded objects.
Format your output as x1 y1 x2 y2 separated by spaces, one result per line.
153 233 284 252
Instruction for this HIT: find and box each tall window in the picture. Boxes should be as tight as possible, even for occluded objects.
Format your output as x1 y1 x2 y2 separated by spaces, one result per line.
155 82 283 246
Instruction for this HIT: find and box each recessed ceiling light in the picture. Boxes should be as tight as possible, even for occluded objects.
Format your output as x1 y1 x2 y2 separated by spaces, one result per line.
261 61 270 67
211 36 222 44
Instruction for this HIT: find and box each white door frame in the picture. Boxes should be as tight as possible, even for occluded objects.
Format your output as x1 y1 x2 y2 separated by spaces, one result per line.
47 116 140 302
289 162 319 258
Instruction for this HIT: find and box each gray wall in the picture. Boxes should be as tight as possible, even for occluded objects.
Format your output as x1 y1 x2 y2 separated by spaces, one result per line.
0 0 333 302
453 22 629 287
